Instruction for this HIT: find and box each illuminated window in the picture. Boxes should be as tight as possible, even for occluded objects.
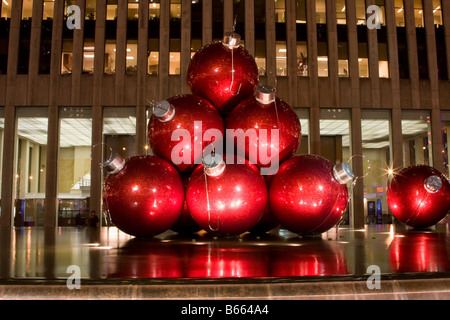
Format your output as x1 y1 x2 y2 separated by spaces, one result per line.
104 40 116 74
43 0 55 20
1 0 11 19
316 0 326 24
359 43 369 78
255 40 266 76
378 44 389 79
148 39 159 75
128 0 139 20
395 0 404 27
126 40 138 74
356 0 366 25
170 0 181 20
22 0 33 20
433 0 442 26
85 0 96 20
402 110 432 167
317 24 328 77
149 0 160 20
297 42 308 76
61 39 73 74
338 42 349 77
107 0 118 20
169 39 180 75
275 0 286 23
336 0 346 25
414 0 424 28
375 0 386 27
296 0 306 24
83 41 95 74
276 42 287 77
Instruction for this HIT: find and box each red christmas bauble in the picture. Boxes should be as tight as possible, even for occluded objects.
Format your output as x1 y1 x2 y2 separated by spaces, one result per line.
226 86 301 170
170 173 202 234
103 155 184 237
186 155 268 236
386 165 450 228
185 243 269 278
389 233 450 273
148 94 224 173
249 175 280 234
269 155 350 235
187 35 259 114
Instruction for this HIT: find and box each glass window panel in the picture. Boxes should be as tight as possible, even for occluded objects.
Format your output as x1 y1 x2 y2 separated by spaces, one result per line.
61 39 73 74
1 0 11 19
320 108 352 225
22 0 33 20
442 111 450 177
359 43 369 78
338 42 349 77
433 0 442 26
126 40 138 74
402 110 432 167
149 0 160 20
356 0 366 25
318 42 328 77
296 0 306 23
395 0 405 27
378 43 389 78
316 0 326 24
14 107 48 227
83 40 95 74
57 107 92 226
169 39 180 75
148 39 159 75
255 40 266 76
86 0 96 20
276 41 287 76
375 0 386 27
297 41 308 76
103 107 137 161
361 110 392 225
170 0 181 20
336 0 346 25
128 0 139 20
104 40 116 74
275 0 286 23
414 0 424 28
295 108 309 155
106 1 118 20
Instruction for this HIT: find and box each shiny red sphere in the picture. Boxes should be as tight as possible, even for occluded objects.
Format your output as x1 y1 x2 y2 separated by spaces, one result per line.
269 155 349 235
386 165 450 228
249 175 280 234
148 94 224 173
226 96 301 169
104 155 184 237
186 156 268 236
187 42 259 114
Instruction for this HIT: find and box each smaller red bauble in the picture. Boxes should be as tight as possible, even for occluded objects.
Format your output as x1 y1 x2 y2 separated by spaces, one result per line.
226 86 301 170
103 154 184 237
186 154 268 237
187 33 259 114
148 94 224 173
269 155 351 235
386 165 450 228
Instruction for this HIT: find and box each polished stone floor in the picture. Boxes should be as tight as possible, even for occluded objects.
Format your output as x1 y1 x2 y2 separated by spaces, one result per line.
0 221 449 299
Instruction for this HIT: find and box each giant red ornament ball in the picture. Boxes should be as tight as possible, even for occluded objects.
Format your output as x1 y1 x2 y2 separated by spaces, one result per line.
226 85 301 170
148 94 224 173
269 155 351 235
386 165 450 228
187 32 259 114
186 154 268 237
103 154 184 237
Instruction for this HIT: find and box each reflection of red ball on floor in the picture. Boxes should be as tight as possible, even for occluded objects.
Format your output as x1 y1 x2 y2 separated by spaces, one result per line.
269 155 350 235
387 165 450 228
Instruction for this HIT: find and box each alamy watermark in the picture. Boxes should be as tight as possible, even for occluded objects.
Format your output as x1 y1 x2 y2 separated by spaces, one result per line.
366 265 381 290
367 5 382 30
66 5 81 30
66 265 81 290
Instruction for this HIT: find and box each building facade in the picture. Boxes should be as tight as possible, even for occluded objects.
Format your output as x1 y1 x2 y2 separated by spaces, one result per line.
0 0 449 229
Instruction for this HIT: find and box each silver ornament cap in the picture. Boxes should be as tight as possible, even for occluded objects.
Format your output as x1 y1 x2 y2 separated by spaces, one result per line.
255 85 276 105
102 153 126 175
424 175 442 193
333 162 355 184
203 153 226 177
153 100 176 122
222 32 241 49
